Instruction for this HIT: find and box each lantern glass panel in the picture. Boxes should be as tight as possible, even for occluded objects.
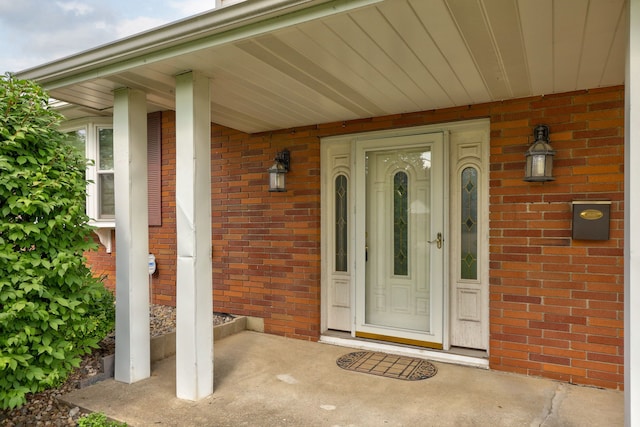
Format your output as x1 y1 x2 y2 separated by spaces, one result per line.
269 166 286 191
532 154 546 177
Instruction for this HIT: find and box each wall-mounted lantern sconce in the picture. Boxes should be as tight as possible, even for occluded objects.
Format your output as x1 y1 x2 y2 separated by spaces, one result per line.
524 124 555 182
268 149 290 192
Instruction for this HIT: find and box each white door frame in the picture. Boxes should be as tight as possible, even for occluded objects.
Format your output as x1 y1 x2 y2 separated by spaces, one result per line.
321 119 489 353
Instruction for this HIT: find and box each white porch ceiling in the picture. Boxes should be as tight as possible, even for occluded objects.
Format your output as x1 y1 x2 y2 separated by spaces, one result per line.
20 0 627 134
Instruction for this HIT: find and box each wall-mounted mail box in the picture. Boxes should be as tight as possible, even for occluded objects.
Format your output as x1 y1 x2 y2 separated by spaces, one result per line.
572 201 611 241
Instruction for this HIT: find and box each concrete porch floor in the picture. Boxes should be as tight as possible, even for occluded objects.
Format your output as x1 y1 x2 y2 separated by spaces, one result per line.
62 331 623 426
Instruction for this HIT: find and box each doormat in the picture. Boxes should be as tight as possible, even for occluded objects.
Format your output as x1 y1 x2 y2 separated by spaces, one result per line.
336 351 437 381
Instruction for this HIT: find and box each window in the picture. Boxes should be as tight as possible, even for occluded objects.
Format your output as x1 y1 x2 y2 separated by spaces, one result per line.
97 128 115 218
63 128 86 154
61 119 114 225
60 114 162 228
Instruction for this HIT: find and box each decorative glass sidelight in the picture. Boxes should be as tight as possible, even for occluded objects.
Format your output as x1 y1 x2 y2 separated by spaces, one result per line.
393 172 409 276
461 167 478 280
335 174 348 272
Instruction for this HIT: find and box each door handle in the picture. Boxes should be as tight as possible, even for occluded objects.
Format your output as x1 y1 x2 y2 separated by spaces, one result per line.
429 232 443 249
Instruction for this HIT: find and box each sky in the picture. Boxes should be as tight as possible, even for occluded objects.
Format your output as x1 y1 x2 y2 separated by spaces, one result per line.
0 0 216 74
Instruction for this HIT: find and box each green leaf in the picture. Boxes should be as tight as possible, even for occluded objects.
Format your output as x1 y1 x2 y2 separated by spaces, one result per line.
0 73 115 410
49 319 63 330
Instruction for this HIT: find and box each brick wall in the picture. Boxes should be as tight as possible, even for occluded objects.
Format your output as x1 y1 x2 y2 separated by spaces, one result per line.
488 88 624 390
84 85 624 389
86 232 115 290
209 122 322 340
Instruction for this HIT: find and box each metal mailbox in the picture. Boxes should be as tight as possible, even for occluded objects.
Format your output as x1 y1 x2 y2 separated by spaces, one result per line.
572 201 611 241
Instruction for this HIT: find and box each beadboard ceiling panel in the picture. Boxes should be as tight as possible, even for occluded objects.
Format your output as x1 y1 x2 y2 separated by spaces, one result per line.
25 0 626 134
576 0 627 89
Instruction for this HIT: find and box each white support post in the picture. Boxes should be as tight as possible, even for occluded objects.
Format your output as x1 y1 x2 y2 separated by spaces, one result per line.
113 88 150 383
626 1 640 426
175 71 213 401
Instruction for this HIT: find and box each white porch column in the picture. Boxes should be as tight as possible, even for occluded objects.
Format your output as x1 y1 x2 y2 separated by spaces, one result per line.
113 88 150 383
626 1 640 425
175 71 213 400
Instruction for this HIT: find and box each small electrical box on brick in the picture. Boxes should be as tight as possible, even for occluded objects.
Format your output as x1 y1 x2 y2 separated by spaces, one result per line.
572 201 611 241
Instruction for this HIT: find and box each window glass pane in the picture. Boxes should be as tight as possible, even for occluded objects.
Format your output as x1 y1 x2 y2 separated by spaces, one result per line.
99 173 115 217
461 167 478 280
64 129 86 156
393 172 408 276
335 174 348 272
98 128 114 170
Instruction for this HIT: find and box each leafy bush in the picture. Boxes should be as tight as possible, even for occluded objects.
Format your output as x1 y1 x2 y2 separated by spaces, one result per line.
77 412 128 427
0 73 115 409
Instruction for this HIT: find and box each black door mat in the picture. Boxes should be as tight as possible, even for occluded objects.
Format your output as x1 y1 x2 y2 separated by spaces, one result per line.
336 351 437 381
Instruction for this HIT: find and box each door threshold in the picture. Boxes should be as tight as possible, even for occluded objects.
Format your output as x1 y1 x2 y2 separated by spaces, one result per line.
320 331 489 369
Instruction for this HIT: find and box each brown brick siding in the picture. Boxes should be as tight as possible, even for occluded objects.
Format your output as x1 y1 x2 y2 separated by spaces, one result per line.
209 121 322 340
489 87 624 390
87 232 115 290
84 85 624 390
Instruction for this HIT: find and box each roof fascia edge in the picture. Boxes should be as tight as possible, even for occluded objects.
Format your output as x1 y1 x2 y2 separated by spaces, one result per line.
18 0 383 90
18 0 323 82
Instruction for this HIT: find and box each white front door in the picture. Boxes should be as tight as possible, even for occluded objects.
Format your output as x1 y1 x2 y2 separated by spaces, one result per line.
354 134 444 348
322 120 489 352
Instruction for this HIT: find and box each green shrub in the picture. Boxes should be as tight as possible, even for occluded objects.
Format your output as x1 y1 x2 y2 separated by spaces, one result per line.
77 412 128 427
0 73 115 409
